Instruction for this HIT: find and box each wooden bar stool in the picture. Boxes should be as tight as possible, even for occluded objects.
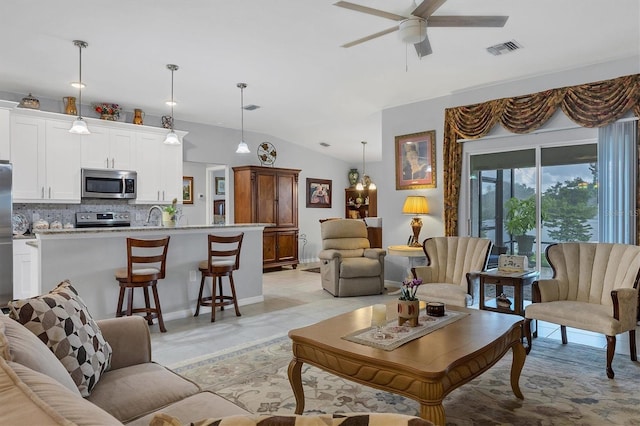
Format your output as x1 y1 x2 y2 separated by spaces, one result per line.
115 236 170 332
195 233 244 322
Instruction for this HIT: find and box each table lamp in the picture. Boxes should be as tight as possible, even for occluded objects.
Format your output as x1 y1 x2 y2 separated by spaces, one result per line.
402 195 429 247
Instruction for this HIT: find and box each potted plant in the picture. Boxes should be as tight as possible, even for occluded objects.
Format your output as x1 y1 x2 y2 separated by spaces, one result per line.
505 196 536 255
162 198 178 227
398 277 422 327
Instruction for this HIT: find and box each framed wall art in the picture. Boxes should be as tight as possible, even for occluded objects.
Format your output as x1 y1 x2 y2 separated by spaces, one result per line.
395 130 436 190
182 176 194 204
215 177 225 195
306 178 332 208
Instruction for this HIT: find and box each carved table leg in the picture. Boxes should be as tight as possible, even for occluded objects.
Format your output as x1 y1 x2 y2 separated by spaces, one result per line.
287 358 305 414
510 341 526 399
420 402 446 426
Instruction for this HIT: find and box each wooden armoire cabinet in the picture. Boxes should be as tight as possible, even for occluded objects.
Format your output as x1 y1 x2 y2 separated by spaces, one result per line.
233 165 301 269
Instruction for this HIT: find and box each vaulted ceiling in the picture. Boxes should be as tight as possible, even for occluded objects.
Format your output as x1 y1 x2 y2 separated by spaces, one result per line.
1 1 638 161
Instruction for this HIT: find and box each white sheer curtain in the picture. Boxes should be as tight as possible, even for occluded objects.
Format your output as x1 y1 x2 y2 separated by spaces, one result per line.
598 120 637 244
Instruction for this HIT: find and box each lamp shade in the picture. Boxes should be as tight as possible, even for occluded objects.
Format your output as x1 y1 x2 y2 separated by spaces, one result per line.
163 130 180 145
402 195 429 215
236 140 250 154
69 117 90 135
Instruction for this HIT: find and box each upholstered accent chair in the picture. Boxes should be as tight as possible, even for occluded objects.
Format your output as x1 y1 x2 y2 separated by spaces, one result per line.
524 242 640 379
319 219 386 297
412 237 492 307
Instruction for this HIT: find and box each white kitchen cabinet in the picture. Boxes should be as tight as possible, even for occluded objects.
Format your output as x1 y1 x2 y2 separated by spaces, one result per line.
81 125 133 170
134 131 183 204
11 115 46 200
0 106 13 160
13 239 37 300
45 120 81 201
11 115 81 203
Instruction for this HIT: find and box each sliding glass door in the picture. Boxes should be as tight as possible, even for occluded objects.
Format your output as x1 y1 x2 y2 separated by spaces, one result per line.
469 143 598 278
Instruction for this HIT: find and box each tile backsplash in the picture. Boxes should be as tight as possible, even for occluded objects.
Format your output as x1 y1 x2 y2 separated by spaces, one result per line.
13 200 181 231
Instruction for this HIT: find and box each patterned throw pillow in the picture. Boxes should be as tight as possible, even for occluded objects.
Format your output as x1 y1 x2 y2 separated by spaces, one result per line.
7 280 112 397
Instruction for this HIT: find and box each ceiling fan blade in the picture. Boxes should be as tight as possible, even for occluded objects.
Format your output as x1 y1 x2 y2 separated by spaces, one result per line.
341 25 400 48
414 37 433 58
428 15 509 27
412 0 448 19
333 1 406 21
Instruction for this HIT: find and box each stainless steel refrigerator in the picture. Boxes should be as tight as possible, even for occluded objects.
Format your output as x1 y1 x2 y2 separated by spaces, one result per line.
0 161 12 308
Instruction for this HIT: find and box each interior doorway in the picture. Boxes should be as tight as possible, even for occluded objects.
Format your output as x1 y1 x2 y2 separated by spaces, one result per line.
206 165 228 225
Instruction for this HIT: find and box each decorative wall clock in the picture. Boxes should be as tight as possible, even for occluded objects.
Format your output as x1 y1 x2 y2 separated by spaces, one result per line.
257 142 277 166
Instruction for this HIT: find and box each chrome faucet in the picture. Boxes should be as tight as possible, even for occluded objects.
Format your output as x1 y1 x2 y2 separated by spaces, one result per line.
146 205 164 226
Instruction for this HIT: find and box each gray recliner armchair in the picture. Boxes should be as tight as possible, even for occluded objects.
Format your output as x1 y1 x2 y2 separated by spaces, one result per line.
319 219 386 297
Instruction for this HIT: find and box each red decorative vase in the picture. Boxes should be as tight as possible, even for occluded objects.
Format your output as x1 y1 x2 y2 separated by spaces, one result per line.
398 299 420 327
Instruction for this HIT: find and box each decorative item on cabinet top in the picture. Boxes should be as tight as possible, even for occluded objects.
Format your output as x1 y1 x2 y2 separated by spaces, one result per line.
94 103 121 121
257 142 277 166
18 93 40 110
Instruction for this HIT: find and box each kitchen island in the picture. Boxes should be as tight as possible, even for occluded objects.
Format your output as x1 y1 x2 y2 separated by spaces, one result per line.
30 224 266 322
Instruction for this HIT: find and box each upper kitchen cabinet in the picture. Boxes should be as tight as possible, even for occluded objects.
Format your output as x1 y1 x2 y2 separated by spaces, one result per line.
133 130 183 204
10 114 81 203
80 125 134 170
0 101 16 160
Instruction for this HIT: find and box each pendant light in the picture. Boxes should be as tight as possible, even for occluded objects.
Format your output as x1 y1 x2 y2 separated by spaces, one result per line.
235 83 250 154
69 40 90 134
163 64 180 145
355 141 376 191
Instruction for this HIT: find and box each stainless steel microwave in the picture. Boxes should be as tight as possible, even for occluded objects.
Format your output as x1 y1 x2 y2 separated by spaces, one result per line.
81 168 137 199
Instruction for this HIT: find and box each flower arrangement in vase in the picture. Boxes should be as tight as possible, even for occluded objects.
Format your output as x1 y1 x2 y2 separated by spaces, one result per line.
398 277 422 327
94 103 121 121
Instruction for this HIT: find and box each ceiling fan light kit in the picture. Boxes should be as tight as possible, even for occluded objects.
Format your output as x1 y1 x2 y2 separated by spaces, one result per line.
398 18 427 44
335 0 508 58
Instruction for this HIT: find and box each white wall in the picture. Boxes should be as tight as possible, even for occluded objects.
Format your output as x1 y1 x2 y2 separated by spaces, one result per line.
380 56 640 282
173 119 355 263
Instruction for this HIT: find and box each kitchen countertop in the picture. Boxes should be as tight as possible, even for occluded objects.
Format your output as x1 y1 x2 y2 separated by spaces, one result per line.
33 223 270 237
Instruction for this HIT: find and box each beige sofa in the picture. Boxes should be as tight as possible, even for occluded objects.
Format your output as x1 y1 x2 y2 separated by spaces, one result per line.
0 314 250 425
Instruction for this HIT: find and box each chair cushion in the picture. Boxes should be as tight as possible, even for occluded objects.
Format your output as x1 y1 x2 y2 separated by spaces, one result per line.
340 257 381 278
87 361 200 424
0 315 80 395
0 356 78 425
7 280 112 397
525 301 625 336
150 412 434 426
6 359 121 425
115 267 161 279
415 283 471 307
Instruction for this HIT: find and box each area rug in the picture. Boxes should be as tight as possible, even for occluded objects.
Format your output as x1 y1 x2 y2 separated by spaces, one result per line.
169 335 640 425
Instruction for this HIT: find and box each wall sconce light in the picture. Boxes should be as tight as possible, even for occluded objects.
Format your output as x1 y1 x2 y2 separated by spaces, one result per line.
402 195 429 247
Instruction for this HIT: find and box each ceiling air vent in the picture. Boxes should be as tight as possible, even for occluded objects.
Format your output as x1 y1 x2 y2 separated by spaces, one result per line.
243 104 260 111
486 40 522 56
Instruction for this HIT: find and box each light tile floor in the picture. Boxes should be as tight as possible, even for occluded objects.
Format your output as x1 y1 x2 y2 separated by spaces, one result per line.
151 265 635 366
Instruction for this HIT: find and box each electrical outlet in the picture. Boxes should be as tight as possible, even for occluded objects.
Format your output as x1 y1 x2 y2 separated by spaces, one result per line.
32 213 40 221
189 270 197 282
136 212 142 221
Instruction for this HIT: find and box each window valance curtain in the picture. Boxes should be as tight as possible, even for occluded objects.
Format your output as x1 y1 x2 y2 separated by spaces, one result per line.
443 73 640 237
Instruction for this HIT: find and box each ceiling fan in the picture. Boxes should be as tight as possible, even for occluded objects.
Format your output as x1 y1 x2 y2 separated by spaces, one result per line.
334 0 508 57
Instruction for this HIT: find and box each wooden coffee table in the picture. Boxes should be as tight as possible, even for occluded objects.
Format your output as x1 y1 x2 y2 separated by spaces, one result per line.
287 304 525 426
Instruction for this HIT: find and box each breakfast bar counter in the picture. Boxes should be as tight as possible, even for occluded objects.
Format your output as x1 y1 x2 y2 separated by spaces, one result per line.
30 224 266 321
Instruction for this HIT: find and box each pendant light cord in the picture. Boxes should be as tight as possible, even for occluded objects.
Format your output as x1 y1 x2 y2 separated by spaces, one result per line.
170 67 174 131
240 85 244 141
78 43 82 116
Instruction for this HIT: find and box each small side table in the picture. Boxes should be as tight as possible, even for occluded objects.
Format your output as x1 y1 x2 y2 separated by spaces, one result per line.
387 245 427 277
478 269 539 317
